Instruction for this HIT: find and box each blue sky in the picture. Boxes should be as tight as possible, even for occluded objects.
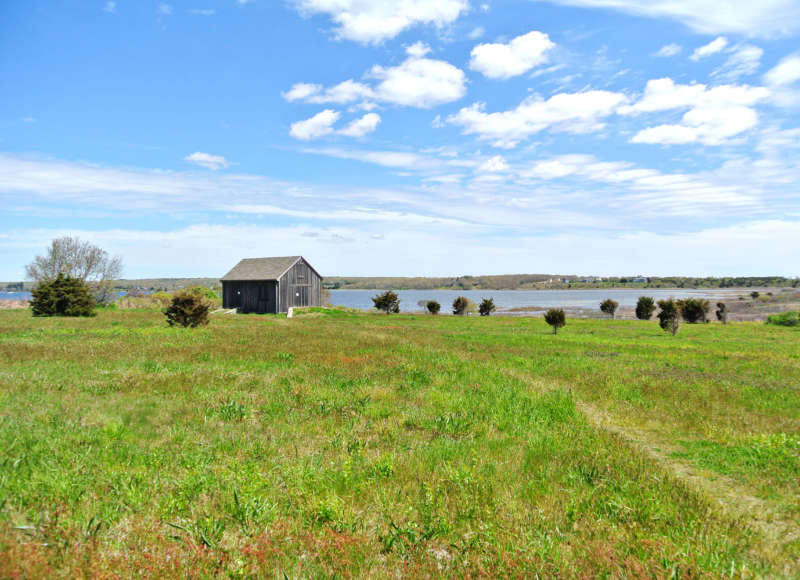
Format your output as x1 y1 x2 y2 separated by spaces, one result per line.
1 0 799 279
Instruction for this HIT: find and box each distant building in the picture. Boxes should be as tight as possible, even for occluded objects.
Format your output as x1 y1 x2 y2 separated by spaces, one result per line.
221 256 322 314
631 276 648 283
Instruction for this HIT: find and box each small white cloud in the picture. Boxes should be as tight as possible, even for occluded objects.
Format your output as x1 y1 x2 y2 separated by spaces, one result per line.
338 113 381 137
431 114 444 128
468 26 485 40
764 53 800 86
369 53 467 108
478 155 509 172
190 8 215 16
470 30 555 80
283 80 374 104
712 45 763 81
448 90 628 148
103 1 116 13
289 109 340 140
405 41 431 58
653 43 681 57
157 3 173 16
289 0 469 44
184 152 230 170
690 36 728 60
20 117 36 123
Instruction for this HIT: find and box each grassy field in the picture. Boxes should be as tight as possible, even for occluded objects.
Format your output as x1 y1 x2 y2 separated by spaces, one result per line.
0 308 798 577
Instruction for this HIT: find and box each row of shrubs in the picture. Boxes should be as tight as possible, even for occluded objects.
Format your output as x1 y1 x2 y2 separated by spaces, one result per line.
373 291 497 316
546 297 717 336
30 274 215 327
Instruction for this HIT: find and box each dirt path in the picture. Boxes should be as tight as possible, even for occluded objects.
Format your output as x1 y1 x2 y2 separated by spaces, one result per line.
576 400 799 576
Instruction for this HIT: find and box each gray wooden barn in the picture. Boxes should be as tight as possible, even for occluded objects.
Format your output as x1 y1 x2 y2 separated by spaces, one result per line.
221 256 323 314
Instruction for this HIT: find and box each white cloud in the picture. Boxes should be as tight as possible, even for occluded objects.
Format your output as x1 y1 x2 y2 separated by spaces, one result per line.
284 48 466 109
447 90 628 148
405 41 431 58
478 156 510 173
190 8 216 16
630 106 760 145
157 3 173 16
283 80 374 105
289 0 469 44
338 113 381 137
368 49 467 108
653 43 681 57
622 77 769 145
690 36 728 60
289 109 340 140
468 26 485 39
469 31 555 79
712 44 763 81
184 152 230 170
764 53 800 86
103 2 116 13
622 78 769 114
535 0 800 38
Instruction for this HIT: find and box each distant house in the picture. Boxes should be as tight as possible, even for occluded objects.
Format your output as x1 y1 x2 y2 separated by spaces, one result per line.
221 256 322 314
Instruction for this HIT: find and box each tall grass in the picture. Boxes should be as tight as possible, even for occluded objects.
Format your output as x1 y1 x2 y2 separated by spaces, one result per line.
0 309 797 577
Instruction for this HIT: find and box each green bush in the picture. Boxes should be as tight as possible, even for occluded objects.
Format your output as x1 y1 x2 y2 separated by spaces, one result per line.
635 296 656 320
372 290 400 314
452 296 469 316
478 297 496 316
426 300 440 315
678 298 710 323
766 311 800 327
716 302 728 324
600 298 618 319
189 286 219 300
657 299 680 335
30 273 96 317
544 308 566 334
165 290 211 327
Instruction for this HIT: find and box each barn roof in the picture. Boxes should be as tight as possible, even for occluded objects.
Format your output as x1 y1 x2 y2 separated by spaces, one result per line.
221 256 321 281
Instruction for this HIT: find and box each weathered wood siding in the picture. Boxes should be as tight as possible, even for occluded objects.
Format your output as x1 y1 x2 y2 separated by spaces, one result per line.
222 280 278 313
277 258 322 312
222 257 321 313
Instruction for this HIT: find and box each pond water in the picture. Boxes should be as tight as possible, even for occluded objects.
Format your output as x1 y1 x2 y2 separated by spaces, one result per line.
2 288 746 312
329 288 744 312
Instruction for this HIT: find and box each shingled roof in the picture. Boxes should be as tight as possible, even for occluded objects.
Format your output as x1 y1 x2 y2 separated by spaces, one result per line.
221 256 305 281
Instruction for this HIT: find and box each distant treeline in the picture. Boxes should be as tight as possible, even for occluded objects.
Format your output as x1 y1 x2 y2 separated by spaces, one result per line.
3 275 797 293
322 275 800 291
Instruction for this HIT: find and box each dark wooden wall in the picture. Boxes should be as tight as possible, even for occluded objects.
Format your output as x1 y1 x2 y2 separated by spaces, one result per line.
222 258 322 313
278 258 322 312
222 280 278 313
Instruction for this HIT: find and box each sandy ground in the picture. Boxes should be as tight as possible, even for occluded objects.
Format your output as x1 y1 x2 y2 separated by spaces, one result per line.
0 300 28 309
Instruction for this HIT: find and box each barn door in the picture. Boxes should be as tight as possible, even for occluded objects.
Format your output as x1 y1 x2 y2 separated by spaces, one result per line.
291 286 309 307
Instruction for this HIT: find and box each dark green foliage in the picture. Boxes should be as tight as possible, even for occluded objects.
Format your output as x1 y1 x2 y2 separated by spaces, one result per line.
750 291 760 299
716 302 728 324
372 290 400 314
678 298 710 323
657 299 680 335
635 296 656 320
478 297 496 316
544 308 566 334
766 311 800 327
600 298 619 319
165 290 211 327
30 273 96 317
426 300 440 315
452 296 469 316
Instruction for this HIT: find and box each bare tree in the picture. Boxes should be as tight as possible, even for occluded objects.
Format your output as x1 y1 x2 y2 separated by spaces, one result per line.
26 237 122 304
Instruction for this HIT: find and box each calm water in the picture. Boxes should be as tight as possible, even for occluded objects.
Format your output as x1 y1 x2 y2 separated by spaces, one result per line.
2 288 743 312
329 288 742 312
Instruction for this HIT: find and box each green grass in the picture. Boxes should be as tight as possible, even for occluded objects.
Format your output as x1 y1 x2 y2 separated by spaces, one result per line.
0 309 798 577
